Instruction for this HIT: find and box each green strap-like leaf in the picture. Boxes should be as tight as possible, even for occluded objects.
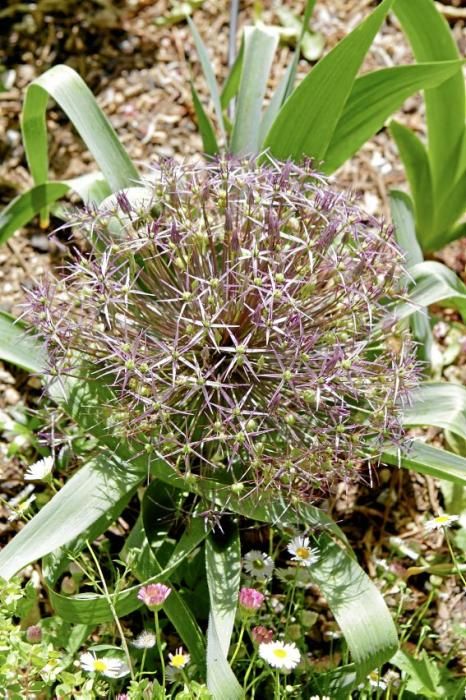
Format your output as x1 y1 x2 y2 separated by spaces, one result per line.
221 38 244 112
263 0 393 162
191 82 220 155
402 382 466 442
436 166 466 240
0 312 46 374
206 531 243 700
0 182 69 245
311 534 398 679
383 441 466 485
188 18 226 140
230 25 279 155
324 61 461 175
21 65 140 198
0 456 143 581
393 0 465 199
392 260 466 325
389 121 435 247
390 190 433 364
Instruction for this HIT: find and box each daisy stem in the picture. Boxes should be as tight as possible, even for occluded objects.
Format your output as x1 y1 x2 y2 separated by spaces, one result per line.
275 669 281 699
87 542 135 680
138 648 148 680
230 620 246 667
242 645 258 690
445 530 466 587
284 568 299 636
154 609 166 687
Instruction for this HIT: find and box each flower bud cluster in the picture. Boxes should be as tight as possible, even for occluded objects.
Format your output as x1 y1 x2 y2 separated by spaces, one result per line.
27 156 417 498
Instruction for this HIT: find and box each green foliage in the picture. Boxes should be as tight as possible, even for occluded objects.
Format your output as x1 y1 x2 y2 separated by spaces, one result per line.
391 0 466 251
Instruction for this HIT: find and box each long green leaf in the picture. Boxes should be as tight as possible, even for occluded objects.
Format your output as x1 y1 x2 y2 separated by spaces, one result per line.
0 312 46 373
206 531 243 700
324 61 461 174
230 25 279 155
191 82 219 155
390 190 433 363
436 167 466 240
21 65 139 196
402 382 466 442
0 456 143 581
263 0 393 161
383 441 466 485
389 121 435 246
0 182 69 245
188 18 225 140
310 534 398 678
392 261 466 324
393 0 465 198
221 38 244 111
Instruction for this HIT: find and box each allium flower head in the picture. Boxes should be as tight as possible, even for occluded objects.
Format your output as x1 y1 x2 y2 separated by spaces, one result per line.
259 640 300 670
243 550 274 580
28 157 417 498
239 587 265 611
137 583 171 610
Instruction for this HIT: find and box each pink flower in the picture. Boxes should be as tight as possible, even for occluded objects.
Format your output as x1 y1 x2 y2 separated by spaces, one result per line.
239 587 265 612
26 625 42 643
252 625 274 644
137 583 171 610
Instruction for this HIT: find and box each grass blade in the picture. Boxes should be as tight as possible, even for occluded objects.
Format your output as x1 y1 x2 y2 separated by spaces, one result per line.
263 0 393 162
230 25 279 155
322 61 461 174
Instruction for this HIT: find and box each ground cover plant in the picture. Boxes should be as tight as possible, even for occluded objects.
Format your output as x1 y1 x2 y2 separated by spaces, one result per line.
1 0 466 698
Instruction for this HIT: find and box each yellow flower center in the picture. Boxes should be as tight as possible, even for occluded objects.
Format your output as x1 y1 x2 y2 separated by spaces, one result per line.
93 659 107 673
253 559 265 569
296 547 310 559
273 649 288 659
435 516 449 524
171 654 187 668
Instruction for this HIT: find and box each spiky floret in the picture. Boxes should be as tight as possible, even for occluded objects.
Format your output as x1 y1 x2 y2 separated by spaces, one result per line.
27 157 417 498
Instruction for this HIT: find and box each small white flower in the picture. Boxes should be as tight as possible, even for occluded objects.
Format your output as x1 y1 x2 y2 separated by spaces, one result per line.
132 630 156 649
259 641 300 670
79 651 129 678
243 550 274 580
310 696 331 700
367 670 387 689
425 514 459 532
287 536 318 567
24 456 54 481
168 647 190 669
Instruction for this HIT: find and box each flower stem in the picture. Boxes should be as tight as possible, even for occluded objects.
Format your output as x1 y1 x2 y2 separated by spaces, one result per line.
154 610 166 687
230 621 246 667
445 530 466 587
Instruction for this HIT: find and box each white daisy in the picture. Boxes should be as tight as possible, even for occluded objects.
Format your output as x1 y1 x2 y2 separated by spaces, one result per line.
310 696 331 700
425 514 459 532
287 536 318 567
259 641 300 670
243 550 274 580
132 630 156 649
79 651 129 678
168 647 190 669
24 456 54 481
